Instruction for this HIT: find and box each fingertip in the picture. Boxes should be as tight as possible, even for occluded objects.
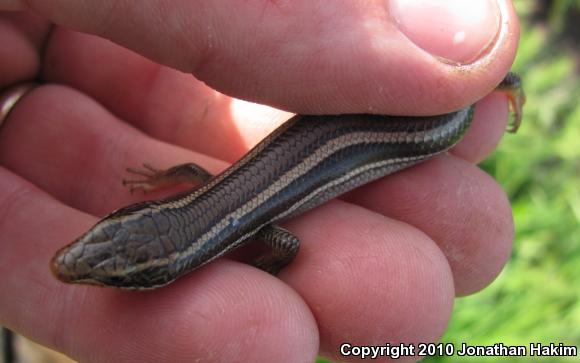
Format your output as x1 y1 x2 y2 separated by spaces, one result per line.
344 155 515 297
454 176 513 296
452 92 510 163
283 201 455 361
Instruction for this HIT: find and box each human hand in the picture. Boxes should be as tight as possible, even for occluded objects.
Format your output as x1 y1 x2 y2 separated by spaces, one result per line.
0 1 519 362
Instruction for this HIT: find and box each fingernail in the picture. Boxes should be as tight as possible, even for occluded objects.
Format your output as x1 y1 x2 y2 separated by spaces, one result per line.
388 0 501 64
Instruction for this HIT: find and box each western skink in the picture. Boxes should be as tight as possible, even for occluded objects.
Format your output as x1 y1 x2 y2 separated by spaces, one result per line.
51 73 524 289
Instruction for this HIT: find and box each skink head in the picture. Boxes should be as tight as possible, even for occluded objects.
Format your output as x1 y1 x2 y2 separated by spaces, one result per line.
51 207 178 289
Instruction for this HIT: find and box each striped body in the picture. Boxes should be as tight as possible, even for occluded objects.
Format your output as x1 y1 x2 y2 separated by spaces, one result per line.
51 107 474 288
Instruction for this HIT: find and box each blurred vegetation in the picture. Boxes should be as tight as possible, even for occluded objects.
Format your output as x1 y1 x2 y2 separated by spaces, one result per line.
426 0 580 361
320 1 580 362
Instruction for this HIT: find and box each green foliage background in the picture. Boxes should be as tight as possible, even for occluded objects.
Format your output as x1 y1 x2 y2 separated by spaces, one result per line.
429 1 580 361
319 1 579 362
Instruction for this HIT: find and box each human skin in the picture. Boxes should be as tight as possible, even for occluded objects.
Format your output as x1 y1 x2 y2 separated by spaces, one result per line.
0 1 518 362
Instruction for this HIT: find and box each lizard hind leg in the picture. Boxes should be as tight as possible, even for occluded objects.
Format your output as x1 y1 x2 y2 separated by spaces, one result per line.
496 72 526 133
253 225 300 275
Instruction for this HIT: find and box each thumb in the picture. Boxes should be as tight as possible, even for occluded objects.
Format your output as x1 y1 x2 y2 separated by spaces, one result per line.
6 0 518 114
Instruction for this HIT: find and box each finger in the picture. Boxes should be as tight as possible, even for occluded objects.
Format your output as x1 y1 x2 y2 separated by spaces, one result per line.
42 29 513 165
34 0 518 114
0 11 50 86
0 168 318 362
344 155 513 296
453 91 511 163
0 84 230 215
282 200 454 362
